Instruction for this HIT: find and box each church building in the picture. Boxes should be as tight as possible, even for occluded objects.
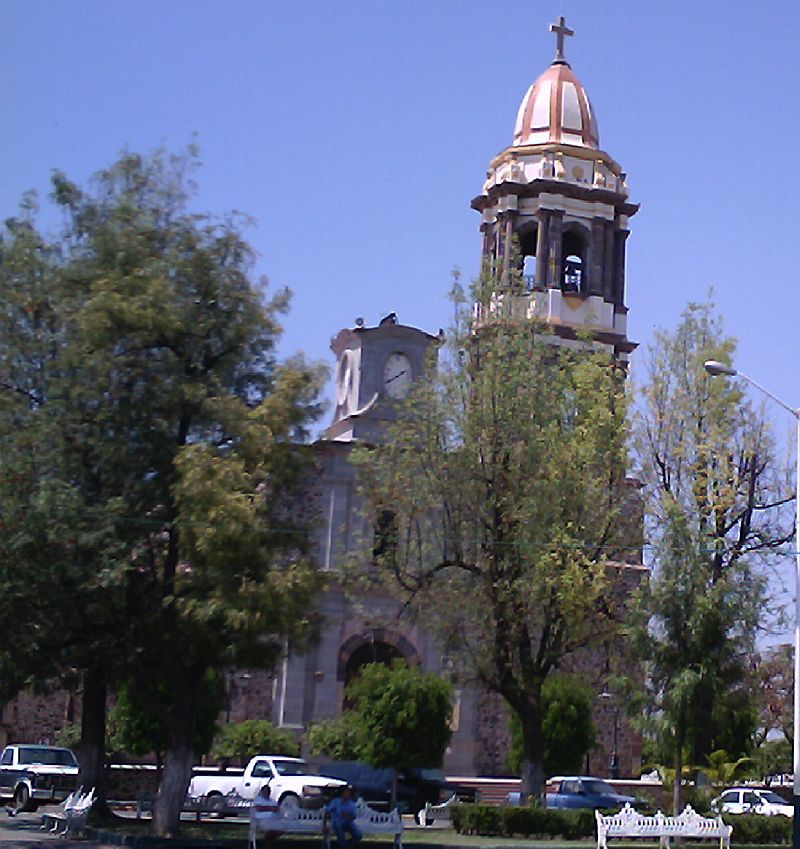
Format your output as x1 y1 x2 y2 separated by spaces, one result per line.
265 16 642 777
1 18 643 779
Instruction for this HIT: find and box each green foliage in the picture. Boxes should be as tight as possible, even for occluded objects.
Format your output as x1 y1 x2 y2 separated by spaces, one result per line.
703 749 755 787
210 719 299 764
54 722 82 750
682 784 716 815
627 300 787 778
452 804 793 845
343 661 452 771
352 267 634 797
723 813 792 846
451 804 595 839
751 739 791 784
307 714 363 761
108 675 223 759
508 674 596 775
0 147 326 835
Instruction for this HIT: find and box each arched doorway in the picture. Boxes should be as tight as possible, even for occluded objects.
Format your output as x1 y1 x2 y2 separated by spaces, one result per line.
343 640 404 688
337 630 421 708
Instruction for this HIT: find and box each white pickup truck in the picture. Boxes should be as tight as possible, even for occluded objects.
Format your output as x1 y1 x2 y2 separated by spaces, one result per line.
0 744 80 812
189 755 346 810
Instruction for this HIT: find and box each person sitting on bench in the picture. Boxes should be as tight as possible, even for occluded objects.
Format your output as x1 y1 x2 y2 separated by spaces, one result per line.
326 786 362 848
253 784 282 846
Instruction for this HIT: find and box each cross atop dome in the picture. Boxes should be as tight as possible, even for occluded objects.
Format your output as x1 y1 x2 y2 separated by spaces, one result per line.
549 15 574 64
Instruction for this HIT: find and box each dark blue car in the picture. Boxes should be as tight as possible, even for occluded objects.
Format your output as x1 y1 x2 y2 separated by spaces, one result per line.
546 776 636 810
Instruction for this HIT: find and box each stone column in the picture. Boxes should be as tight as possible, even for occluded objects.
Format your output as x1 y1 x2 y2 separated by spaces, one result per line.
614 230 629 305
547 210 564 288
590 217 606 295
535 209 549 289
502 213 516 283
603 221 616 300
480 223 491 259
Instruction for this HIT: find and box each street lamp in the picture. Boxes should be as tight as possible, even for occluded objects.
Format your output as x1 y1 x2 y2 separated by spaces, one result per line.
600 691 620 780
704 359 800 846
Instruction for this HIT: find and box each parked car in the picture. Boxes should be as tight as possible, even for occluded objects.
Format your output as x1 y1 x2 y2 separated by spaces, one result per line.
189 755 346 810
545 776 637 810
712 787 793 817
315 761 479 814
0 744 80 813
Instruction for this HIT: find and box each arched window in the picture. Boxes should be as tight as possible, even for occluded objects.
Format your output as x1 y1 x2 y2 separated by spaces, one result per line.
561 230 587 293
517 226 539 291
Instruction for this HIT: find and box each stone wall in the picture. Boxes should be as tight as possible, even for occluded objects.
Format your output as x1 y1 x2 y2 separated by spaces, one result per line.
0 687 77 748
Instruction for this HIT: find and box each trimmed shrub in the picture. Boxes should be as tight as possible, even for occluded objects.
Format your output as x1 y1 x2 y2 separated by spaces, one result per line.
451 804 594 838
724 813 791 846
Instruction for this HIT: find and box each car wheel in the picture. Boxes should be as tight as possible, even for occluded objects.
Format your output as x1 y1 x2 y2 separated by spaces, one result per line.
280 793 300 813
205 791 226 817
13 784 33 814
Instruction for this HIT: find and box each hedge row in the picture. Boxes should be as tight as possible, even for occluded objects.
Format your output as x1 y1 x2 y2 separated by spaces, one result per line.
451 805 792 845
722 813 792 846
450 804 595 839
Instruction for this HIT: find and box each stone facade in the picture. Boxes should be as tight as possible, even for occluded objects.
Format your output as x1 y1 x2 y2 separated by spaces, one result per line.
0 687 77 748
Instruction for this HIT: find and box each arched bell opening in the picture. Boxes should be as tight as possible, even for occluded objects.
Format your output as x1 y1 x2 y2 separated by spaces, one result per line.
561 229 588 294
516 225 540 291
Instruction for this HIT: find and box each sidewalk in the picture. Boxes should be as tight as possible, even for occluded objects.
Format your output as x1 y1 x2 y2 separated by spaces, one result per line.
0 805 116 849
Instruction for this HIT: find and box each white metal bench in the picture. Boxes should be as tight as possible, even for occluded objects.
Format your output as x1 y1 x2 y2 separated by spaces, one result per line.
41 787 96 838
416 793 460 826
249 798 403 849
596 803 732 849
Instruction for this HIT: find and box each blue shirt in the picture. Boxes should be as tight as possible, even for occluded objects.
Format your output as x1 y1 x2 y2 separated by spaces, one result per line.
327 796 358 826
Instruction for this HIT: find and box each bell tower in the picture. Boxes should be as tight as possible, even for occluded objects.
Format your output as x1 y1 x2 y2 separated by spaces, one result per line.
472 17 638 361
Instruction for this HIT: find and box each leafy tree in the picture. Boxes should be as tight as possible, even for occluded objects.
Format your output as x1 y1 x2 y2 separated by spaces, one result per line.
751 738 791 785
307 715 363 761
702 749 754 787
54 722 82 750
107 676 223 772
0 148 325 835
754 645 793 746
626 300 790 810
508 675 596 776
351 268 635 800
343 662 452 807
210 719 300 764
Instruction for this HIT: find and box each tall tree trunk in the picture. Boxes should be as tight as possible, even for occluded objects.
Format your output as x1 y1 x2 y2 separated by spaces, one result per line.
390 767 398 811
152 673 198 837
78 666 109 817
673 721 685 815
690 683 715 767
519 700 545 804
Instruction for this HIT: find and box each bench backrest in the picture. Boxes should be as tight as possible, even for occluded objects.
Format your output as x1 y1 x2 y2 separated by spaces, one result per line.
596 804 731 840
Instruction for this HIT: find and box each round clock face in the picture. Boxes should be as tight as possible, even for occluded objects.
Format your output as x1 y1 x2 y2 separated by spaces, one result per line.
336 351 353 407
383 352 412 399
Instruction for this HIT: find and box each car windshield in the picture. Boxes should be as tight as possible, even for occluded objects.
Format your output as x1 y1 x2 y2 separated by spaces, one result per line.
582 780 616 795
17 747 77 767
761 792 787 804
272 760 311 777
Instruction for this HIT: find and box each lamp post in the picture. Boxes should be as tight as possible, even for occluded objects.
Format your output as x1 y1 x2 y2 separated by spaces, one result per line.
704 359 800 847
599 691 620 779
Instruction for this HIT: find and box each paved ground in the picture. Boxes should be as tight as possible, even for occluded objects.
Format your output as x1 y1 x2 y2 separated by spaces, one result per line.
0 805 115 848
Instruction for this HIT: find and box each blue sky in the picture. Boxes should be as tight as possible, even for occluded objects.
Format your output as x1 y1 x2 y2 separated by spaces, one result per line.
3 0 799 628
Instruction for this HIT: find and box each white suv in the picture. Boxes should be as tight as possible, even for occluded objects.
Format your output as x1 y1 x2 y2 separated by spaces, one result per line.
713 787 793 817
